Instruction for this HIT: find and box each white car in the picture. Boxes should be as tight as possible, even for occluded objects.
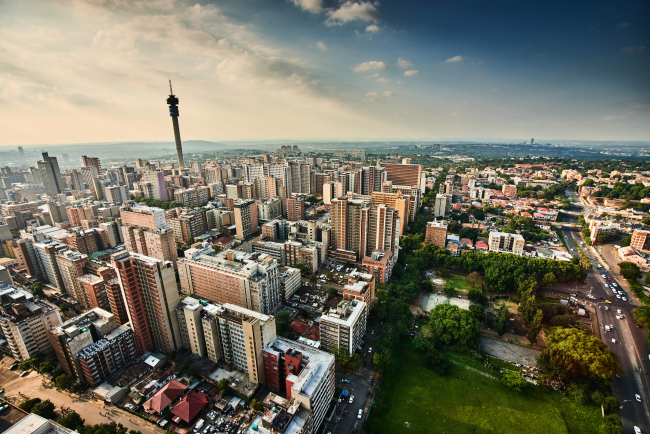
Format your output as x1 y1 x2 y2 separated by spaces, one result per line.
616 295 621 299
604 306 608 311
358 409 363 419
612 339 616 343
635 426 641 434
604 325 610 332
349 395 354 404
617 309 622 314
368 347 373 353
622 297 627 302
636 394 642 402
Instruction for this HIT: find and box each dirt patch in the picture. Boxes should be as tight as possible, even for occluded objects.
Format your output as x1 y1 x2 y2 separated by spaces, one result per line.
479 336 541 367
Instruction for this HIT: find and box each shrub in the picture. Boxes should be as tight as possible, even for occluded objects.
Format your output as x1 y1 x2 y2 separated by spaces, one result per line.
19 398 41 413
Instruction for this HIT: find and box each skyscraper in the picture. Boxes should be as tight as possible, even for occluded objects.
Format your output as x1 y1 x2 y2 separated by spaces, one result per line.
17 146 24 157
37 152 64 197
234 200 258 241
120 205 178 267
82 156 102 173
167 80 185 170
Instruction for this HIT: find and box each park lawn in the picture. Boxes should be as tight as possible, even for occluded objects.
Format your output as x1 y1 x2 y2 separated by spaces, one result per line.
443 274 473 292
365 340 602 434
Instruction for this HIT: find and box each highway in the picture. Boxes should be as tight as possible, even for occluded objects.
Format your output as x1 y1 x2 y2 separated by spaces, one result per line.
558 206 650 433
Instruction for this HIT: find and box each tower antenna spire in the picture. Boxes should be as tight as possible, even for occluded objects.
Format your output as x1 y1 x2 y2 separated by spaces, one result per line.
169 78 173 95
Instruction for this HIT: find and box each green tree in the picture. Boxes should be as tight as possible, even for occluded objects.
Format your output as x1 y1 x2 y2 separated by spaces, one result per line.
55 373 75 390
58 412 85 430
494 304 509 336
30 282 44 298
425 350 450 376
412 334 435 353
517 287 538 328
620 235 631 247
250 399 264 412
537 327 622 378
10 228 20 238
326 287 338 299
600 414 623 434
38 358 56 374
373 350 391 375
294 263 309 275
428 304 480 350
309 274 318 286
217 378 229 395
467 288 487 305
469 305 486 322
619 261 641 281
32 400 56 419
542 272 557 288
274 310 291 337
19 398 41 413
502 370 527 392
526 309 543 344
550 314 580 327
326 271 333 280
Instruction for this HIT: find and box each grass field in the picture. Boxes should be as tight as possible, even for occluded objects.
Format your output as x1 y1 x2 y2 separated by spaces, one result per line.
365 340 603 434
443 274 473 292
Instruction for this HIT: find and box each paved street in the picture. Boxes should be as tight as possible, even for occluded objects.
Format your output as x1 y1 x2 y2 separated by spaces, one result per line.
557 227 650 434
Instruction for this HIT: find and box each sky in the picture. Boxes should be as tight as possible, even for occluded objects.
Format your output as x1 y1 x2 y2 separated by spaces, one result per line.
0 0 649 146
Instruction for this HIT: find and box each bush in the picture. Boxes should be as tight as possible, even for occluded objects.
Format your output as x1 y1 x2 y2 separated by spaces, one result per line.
469 305 485 322
467 288 488 305
19 398 41 413
602 396 620 414
550 314 580 328
55 374 75 390
502 370 527 392
32 400 56 419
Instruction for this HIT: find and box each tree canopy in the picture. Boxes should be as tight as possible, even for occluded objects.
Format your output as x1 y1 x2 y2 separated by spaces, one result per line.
428 304 480 350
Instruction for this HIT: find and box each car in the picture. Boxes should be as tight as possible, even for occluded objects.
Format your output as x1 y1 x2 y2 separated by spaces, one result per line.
341 378 350 384
358 409 363 419
622 297 627 301
371 330 374 335
617 309 622 314
9 362 18 370
616 295 621 299
634 426 642 434
0 405 7 413
602 274 606 278
608 277 612 280
636 394 642 402
349 395 354 404
605 306 608 310
605 300 611 304
368 347 372 353
611 339 616 343
604 325 610 332
609 324 615 329
20 371 29 377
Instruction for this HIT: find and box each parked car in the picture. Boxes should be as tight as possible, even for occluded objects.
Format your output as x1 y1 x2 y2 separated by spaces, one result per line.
634 426 641 434
358 409 363 419
605 325 610 332
349 395 354 404
20 371 29 377
636 394 642 402
611 339 616 343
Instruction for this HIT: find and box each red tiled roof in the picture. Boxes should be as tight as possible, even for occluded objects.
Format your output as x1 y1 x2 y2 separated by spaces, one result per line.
290 319 309 335
143 380 187 414
171 391 209 423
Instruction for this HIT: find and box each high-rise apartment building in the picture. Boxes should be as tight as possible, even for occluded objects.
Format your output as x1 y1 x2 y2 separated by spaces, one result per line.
439 181 453 195
289 162 311 195
630 229 650 251
370 191 411 234
104 185 128 205
361 250 394 284
178 249 281 315
120 205 178 267
82 156 102 173
488 232 525 255
92 178 105 200
434 194 452 218
37 152 64 197
33 240 67 290
234 200 259 241
14 238 42 278
263 337 335 434
142 171 169 201
111 251 182 355
56 250 90 307
0 284 62 361
287 195 306 222
174 186 210 207
320 300 367 354
360 166 385 195
168 209 207 243
425 221 447 248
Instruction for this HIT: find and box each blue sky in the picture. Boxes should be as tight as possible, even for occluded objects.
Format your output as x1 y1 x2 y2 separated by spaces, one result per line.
0 0 648 145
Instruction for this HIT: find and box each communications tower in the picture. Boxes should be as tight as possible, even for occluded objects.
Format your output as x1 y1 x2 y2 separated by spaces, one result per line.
167 80 185 170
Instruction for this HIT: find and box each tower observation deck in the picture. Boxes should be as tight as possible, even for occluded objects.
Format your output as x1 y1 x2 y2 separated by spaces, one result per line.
167 80 185 170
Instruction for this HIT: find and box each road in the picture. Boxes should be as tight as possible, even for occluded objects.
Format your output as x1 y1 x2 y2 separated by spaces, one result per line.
559 228 650 434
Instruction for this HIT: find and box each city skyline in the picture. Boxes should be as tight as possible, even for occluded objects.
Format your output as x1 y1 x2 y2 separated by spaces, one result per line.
1 0 649 146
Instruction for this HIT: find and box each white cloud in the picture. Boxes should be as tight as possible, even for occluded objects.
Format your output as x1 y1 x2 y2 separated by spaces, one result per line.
376 77 390 83
290 0 323 13
316 41 327 51
353 61 387 72
395 80 402 84
363 90 393 101
325 1 380 26
445 55 464 63
396 57 412 68
403 70 418 76
365 24 380 33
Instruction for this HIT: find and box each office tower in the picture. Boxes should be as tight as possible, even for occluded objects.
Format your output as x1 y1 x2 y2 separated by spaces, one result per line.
257 198 282 221
92 178 105 200
28 167 43 185
168 208 207 243
38 152 64 197
322 181 335 205
112 251 182 354
174 186 210 207
379 162 422 187
120 205 178 267
67 170 84 191
178 249 281 315
630 229 650 251
33 240 66 290
167 80 185 170
234 200 258 241
502 184 517 197
370 191 411 234
488 232 525 255
288 162 311 194
104 185 128 205
320 300 367 354
531 138 535 145
17 146 24 157
287 195 305 222
434 194 452 218
0 284 62 361
80 166 99 188
82 156 102 173
56 250 90 307
263 337 335 434
425 221 447 248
